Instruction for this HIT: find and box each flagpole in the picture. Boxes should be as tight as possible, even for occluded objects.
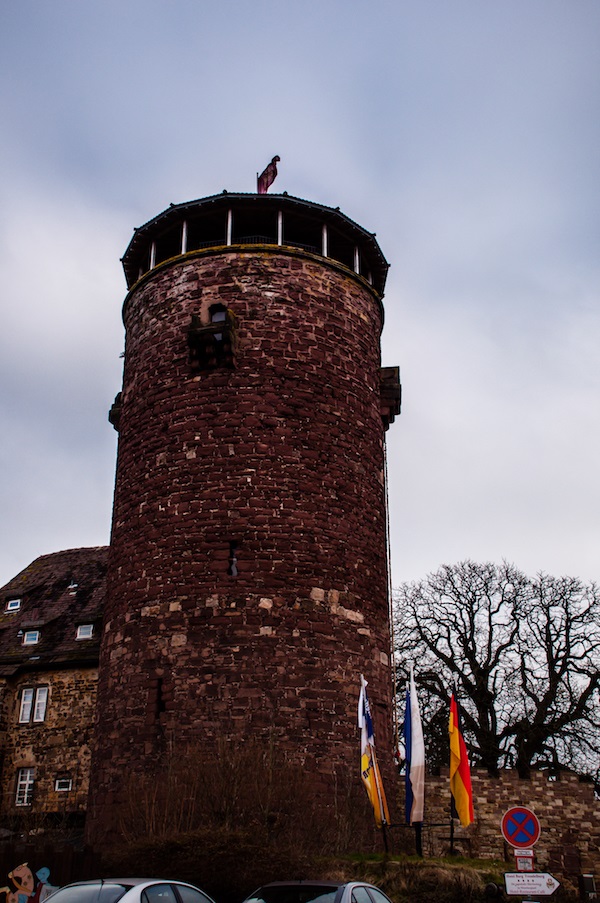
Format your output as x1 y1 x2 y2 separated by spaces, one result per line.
374 768 389 854
415 821 423 857
381 822 389 854
371 736 390 850
450 675 457 854
405 666 425 856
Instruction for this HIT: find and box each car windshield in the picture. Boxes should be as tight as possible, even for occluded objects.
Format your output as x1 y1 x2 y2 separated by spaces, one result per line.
47 883 131 903
246 887 338 903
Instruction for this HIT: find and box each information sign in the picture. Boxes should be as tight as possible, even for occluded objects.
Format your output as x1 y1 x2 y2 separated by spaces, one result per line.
514 847 534 871
505 873 560 896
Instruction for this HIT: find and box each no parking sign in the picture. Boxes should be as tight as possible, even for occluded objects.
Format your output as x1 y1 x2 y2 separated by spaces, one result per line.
501 806 541 848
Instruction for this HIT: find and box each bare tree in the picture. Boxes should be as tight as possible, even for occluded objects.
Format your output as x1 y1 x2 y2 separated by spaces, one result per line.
510 573 600 777
394 561 600 781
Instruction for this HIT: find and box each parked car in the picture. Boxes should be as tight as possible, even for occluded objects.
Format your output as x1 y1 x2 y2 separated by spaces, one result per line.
46 878 217 903
242 881 395 903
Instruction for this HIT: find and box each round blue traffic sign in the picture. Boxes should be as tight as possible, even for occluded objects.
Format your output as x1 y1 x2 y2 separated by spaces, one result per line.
501 806 541 847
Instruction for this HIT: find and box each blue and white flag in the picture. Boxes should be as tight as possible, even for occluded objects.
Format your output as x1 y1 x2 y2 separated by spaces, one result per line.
404 666 425 824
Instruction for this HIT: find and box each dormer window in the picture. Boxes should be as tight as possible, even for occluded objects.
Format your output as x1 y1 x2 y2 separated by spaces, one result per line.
6 598 21 612
76 624 94 640
23 630 39 646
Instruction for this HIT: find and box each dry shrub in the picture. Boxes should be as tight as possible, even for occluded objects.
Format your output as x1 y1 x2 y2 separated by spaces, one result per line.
340 859 496 903
410 866 481 903
117 737 384 857
103 738 418 901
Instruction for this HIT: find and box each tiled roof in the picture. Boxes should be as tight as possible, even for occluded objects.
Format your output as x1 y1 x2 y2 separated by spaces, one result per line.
0 547 108 674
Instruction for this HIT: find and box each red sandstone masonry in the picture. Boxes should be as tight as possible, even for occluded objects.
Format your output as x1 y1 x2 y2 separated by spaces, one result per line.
87 249 397 843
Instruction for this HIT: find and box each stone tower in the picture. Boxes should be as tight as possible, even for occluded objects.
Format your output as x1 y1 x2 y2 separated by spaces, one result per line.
87 191 401 842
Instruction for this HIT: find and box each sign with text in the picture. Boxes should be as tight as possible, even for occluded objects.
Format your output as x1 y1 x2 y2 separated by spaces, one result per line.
505 873 560 896
514 847 534 871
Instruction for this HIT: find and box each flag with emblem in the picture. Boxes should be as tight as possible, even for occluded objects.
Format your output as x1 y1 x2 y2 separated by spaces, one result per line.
358 674 390 828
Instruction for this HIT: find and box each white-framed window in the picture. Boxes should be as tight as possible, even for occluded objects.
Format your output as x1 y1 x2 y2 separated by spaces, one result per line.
76 624 94 640
19 687 48 723
15 767 35 806
6 598 21 612
54 776 72 792
23 630 39 645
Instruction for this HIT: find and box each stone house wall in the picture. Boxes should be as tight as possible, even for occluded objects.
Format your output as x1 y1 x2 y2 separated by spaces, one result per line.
0 667 98 817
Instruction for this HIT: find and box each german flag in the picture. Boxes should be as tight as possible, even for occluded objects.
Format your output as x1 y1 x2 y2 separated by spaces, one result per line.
449 693 474 827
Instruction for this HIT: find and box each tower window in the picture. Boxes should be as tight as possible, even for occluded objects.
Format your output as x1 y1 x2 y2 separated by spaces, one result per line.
156 677 166 716
210 305 227 322
148 675 166 722
210 305 227 342
187 309 237 372
227 541 239 577
15 767 35 806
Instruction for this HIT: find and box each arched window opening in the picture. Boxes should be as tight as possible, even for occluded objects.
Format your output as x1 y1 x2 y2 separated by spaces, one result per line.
227 541 239 577
187 308 237 372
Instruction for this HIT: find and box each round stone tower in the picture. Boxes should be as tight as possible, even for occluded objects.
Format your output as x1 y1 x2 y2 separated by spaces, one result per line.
87 191 401 842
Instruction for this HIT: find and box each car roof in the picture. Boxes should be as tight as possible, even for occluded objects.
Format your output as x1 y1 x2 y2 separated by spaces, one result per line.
257 883 342 888
53 879 204 889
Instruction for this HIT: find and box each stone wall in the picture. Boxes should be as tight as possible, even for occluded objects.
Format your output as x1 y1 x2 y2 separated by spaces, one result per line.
419 769 600 879
0 667 97 816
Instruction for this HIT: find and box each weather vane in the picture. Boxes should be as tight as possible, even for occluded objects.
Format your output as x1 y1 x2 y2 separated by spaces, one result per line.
257 156 280 194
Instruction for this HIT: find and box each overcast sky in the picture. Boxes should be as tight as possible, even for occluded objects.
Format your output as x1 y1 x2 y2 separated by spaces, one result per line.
1 1 599 589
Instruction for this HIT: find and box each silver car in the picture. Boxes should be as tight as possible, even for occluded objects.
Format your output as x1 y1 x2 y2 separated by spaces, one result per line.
46 878 217 903
242 880 395 903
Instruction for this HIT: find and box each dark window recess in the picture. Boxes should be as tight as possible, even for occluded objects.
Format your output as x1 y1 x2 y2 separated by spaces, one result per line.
327 226 355 271
227 541 238 577
187 308 237 371
282 211 321 254
186 208 228 251
154 226 182 265
148 677 166 723
156 678 166 716
232 208 277 244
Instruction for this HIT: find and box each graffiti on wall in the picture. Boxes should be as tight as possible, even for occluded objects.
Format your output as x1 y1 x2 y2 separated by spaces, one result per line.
0 863 57 903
